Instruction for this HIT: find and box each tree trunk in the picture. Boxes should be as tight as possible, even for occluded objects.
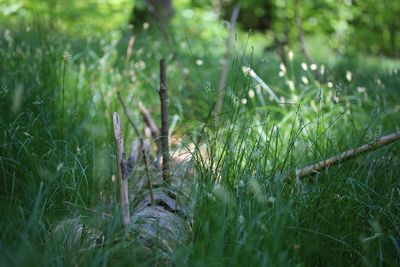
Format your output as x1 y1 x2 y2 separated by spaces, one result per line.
131 0 174 25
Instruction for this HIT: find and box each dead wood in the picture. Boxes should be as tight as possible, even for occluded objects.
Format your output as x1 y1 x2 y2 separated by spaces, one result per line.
117 92 154 205
159 59 171 182
296 131 400 180
138 100 162 167
112 112 131 232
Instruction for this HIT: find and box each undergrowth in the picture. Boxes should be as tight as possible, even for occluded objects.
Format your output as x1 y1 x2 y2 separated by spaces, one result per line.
0 23 399 266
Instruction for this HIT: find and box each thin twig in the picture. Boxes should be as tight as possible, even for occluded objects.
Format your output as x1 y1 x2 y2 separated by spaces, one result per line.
296 131 400 181
159 59 171 182
138 101 162 167
112 112 131 232
124 35 136 68
242 66 280 103
214 4 240 120
117 92 154 205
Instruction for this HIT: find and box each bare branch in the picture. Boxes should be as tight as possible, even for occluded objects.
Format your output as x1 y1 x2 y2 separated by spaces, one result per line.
296 131 400 180
159 59 171 182
112 112 131 232
242 66 280 103
117 92 154 205
138 101 162 168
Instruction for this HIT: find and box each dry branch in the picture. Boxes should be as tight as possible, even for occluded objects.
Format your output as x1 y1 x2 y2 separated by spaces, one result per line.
117 92 154 205
214 4 240 120
112 112 131 232
138 100 162 167
159 59 171 182
296 131 400 180
242 66 280 103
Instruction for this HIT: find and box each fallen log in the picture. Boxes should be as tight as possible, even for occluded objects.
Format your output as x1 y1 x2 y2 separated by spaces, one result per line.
110 59 192 263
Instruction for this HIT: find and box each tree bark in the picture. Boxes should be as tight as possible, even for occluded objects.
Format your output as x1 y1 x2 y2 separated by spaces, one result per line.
113 112 131 233
159 59 171 182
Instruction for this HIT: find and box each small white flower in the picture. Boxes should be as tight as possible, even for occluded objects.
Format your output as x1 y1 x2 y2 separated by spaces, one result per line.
310 64 317 71
248 89 255 98
320 64 325 75
195 59 203 66
286 80 295 91
301 76 309 85
279 63 286 73
357 86 366 93
334 95 339 103
183 68 190 75
327 81 333 88
346 70 352 82
301 62 308 71
241 98 247 105
288 50 294 61
143 22 150 30
278 71 285 77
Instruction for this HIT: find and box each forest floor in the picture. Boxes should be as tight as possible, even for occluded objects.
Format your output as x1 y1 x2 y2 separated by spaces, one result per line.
1 14 400 266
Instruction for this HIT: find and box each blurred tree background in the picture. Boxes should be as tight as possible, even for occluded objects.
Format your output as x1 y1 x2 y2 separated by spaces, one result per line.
1 0 398 57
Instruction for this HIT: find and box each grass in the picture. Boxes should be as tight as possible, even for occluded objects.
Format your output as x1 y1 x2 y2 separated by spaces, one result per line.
0 17 400 266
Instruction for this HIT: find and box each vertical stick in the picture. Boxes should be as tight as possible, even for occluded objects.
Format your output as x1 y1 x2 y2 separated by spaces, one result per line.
113 112 130 232
159 59 171 182
117 92 154 204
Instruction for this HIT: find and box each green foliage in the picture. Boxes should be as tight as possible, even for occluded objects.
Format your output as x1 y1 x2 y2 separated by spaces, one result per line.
1 1 400 266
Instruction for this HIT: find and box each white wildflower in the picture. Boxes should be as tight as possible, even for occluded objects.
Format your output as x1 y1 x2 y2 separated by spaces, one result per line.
287 80 295 91
279 63 286 73
301 62 308 71
248 89 255 98
310 64 317 71
183 68 190 75
195 59 203 66
301 76 309 85
241 98 247 105
357 86 366 93
143 22 150 30
346 70 352 82
288 50 294 61
327 81 333 88
320 64 325 75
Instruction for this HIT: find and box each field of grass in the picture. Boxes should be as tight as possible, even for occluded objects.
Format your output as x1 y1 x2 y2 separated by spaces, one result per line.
1 13 400 266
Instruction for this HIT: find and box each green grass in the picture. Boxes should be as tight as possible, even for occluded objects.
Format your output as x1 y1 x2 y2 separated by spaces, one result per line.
0 19 400 267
